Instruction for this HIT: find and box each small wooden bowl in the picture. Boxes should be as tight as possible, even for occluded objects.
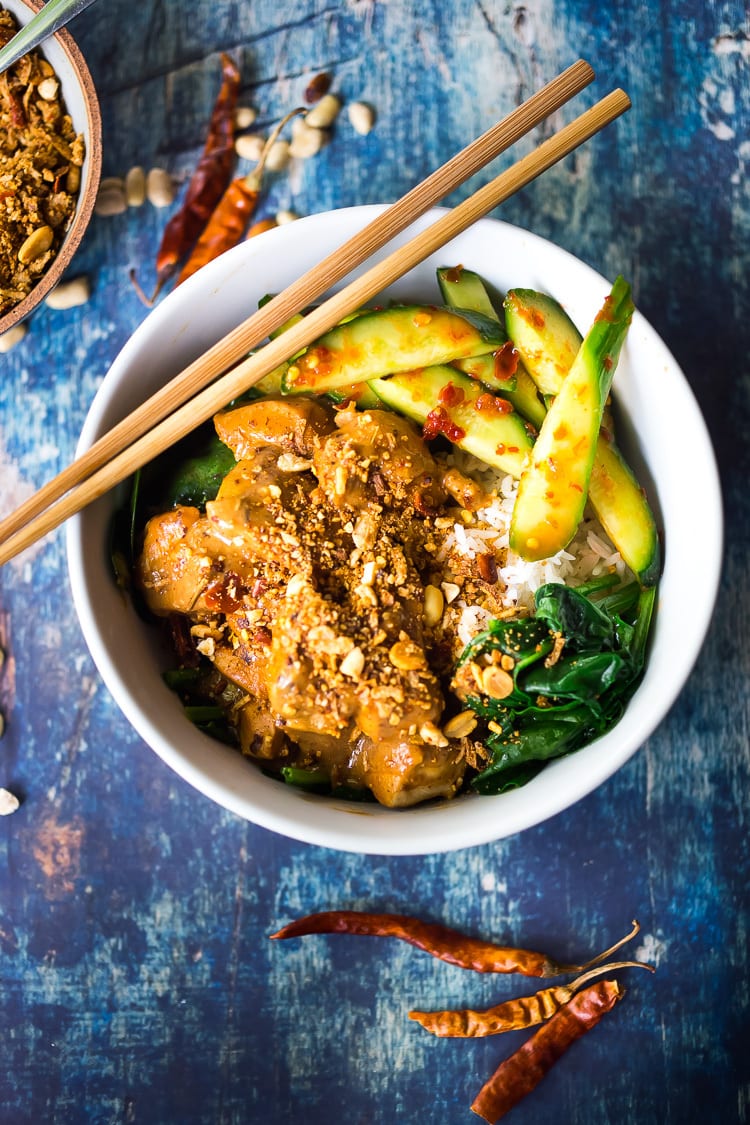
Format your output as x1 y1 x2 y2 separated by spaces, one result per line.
0 0 102 336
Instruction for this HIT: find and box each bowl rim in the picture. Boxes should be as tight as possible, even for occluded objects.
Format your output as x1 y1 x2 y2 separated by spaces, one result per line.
66 205 724 854
0 0 102 335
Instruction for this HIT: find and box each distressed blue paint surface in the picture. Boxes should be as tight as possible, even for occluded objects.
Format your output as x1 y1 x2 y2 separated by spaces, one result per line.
0 1 748 1122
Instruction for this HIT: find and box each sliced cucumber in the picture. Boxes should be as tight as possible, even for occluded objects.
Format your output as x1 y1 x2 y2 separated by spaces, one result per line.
510 277 634 561
255 362 289 395
438 265 546 423
370 366 533 478
326 383 383 409
436 265 499 320
505 366 547 430
505 286 660 583
451 350 517 393
504 289 582 396
282 306 505 394
588 434 661 585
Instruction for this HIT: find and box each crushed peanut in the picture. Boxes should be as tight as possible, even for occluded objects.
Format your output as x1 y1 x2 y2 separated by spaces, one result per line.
420 721 449 747
389 638 426 671
340 646 365 679
423 584 444 626
443 710 478 739
285 573 308 598
0 7 85 316
481 665 514 700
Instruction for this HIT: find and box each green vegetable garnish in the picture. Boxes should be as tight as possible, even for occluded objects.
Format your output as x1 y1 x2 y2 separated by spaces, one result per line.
465 582 656 795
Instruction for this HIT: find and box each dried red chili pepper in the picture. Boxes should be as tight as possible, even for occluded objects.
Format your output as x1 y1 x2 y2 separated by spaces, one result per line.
271 910 588 978
245 216 278 240
175 108 302 286
142 53 241 302
409 958 652 1037
471 979 625 1123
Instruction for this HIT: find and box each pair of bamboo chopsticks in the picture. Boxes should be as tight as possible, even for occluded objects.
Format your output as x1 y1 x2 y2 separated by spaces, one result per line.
0 62 630 566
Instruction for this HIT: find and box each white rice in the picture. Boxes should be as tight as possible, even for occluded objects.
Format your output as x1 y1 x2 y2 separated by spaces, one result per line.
435 452 629 647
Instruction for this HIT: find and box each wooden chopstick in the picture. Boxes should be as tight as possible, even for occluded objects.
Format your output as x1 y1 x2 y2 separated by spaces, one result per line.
0 60 594 552
0 85 630 566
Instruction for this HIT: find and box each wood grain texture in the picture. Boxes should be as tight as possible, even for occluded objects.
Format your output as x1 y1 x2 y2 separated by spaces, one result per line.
0 1 748 1122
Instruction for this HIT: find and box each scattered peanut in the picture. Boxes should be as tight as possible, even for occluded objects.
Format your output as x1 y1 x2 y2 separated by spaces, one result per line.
264 139 291 172
468 661 485 690
17 224 54 264
0 323 28 353
37 76 59 101
443 710 478 739
66 164 81 194
235 132 266 162
277 452 312 472
124 165 146 207
146 167 175 208
334 465 348 496
389 639 426 671
441 581 461 604
0 788 19 816
235 105 257 129
481 665 514 700
420 721 450 748
305 93 341 129
290 116 326 159
348 100 376 135
361 560 377 586
354 584 378 608
45 275 90 310
340 646 365 679
94 177 126 216
423 584 445 626
285 573 308 598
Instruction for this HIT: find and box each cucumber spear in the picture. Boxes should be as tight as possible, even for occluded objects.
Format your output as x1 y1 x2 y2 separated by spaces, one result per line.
510 277 635 562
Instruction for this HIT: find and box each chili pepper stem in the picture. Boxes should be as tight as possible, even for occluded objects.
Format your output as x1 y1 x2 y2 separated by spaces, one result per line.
578 919 641 972
129 267 155 308
247 106 306 190
567 958 654 993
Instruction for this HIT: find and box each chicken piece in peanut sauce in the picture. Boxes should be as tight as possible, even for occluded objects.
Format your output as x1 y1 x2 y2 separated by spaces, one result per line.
136 397 490 807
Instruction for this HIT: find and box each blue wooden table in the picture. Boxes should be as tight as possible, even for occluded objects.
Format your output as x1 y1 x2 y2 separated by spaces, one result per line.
1 2 747 1122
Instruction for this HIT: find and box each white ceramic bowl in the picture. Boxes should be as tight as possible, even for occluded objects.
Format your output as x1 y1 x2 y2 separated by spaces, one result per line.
67 206 723 855
0 0 102 335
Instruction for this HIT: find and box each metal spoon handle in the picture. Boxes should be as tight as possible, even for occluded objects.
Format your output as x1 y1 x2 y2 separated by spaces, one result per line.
0 0 98 74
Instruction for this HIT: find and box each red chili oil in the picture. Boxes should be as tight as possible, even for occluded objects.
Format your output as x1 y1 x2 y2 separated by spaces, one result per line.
423 406 466 443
